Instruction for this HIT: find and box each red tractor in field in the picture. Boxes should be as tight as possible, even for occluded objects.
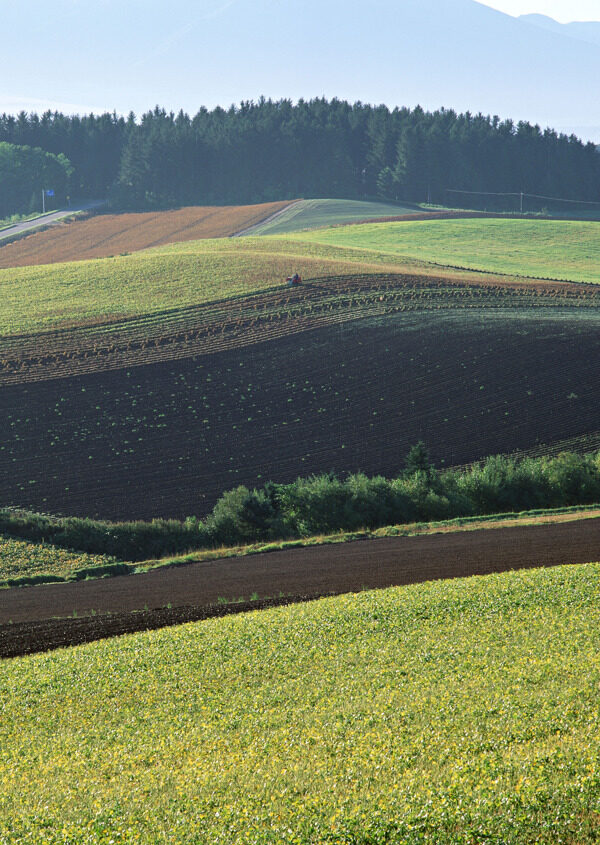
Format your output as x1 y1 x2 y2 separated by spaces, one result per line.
286 272 302 286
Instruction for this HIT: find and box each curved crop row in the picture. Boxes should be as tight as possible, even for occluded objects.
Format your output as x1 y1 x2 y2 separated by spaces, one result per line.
1 309 598 521
1 273 598 385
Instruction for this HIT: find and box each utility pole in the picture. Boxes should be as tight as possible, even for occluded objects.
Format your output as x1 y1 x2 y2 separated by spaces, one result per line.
520 191 524 214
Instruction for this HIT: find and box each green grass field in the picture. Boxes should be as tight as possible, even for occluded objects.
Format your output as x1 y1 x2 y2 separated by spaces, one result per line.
2 217 598 335
288 218 600 284
3 562 600 844
0 536 118 585
246 198 420 235
0 237 416 335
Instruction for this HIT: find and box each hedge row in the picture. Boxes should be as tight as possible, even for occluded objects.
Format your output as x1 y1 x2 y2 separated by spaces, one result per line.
1 449 599 562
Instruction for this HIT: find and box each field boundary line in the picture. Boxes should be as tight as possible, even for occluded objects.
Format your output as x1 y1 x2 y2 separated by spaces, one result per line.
231 199 303 237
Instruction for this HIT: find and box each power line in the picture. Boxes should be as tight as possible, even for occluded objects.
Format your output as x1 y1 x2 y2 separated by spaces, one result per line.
447 189 521 198
446 188 600 206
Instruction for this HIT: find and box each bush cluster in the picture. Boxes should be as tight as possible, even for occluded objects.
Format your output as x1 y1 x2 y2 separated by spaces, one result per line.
1 449 599 561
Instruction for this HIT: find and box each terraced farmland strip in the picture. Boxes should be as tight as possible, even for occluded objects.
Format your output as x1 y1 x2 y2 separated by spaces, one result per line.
1 273 598 384
0 201 293 268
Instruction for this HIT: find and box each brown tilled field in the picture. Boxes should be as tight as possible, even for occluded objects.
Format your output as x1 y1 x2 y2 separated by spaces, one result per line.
1 305 598 521
0 201 291 268
1 517 598 657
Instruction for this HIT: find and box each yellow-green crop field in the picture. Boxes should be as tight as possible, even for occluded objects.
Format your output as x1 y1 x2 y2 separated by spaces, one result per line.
0 536 116 585
2 562 600 843
288 218 600 285
0 237 414 335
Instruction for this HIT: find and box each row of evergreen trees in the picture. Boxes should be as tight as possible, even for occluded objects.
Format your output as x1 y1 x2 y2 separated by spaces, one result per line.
1 99 599 213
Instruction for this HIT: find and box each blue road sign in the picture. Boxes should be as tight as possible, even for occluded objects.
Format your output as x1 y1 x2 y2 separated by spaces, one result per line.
45 189 54 197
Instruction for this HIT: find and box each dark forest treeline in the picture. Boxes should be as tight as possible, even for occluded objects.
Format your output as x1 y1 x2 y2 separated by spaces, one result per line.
1 99 599 213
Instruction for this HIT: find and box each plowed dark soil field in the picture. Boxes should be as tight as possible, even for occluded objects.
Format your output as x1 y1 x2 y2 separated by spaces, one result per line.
1 273 596 385
1 308 598 520
1 518 598 658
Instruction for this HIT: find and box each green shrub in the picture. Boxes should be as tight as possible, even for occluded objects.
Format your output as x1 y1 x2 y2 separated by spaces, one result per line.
1 450 599 560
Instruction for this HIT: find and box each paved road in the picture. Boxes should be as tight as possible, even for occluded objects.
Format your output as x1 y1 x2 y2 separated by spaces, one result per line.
0 200 106 242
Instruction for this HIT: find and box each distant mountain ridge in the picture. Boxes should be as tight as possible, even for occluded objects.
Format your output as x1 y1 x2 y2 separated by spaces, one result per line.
1 0 600 142
520 13 600 47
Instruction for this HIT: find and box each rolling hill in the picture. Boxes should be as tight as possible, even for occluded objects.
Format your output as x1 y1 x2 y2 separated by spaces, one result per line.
0 214 598 521
4 562 600 843
242 199 422 236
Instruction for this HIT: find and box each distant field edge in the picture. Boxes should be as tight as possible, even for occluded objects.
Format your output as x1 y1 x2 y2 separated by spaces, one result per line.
243 198 428 235
230 198 303 236
1 510 598 656
1 502 597 591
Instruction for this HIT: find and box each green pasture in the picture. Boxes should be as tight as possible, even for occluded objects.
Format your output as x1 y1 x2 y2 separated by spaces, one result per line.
2 217 598 335
0 237 420 335
3 562 600 843
0 535 117 586
287 218 600 284
247 198 420 235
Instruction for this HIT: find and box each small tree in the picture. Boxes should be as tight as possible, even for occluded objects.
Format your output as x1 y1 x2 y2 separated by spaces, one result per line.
404 441 433 477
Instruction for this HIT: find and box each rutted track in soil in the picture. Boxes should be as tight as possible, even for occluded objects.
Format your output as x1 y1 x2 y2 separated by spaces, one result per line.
1 308 599 521
1 272 598 385
1 518 598 658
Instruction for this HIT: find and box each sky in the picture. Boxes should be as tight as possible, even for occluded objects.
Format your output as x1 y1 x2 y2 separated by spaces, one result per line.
479 0 600 21
2 0 599 141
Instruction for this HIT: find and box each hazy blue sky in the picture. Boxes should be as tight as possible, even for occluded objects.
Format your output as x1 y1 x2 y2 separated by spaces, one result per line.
479 0 600 21
2 0 599 141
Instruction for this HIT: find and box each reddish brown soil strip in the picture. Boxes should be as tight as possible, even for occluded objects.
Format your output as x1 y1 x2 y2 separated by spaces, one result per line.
1 519 597 657
0 201 290 268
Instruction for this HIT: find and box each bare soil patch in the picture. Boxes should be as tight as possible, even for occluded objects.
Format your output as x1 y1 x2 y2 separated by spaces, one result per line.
0 307 598 521
0 201 290 268
1 518 597 657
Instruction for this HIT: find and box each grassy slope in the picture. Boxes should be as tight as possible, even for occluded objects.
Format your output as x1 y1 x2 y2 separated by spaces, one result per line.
288 218 600 284
0 536 117 584
3 562 600 844
4 217 597 335
0 236 435 335
247 198 420 235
